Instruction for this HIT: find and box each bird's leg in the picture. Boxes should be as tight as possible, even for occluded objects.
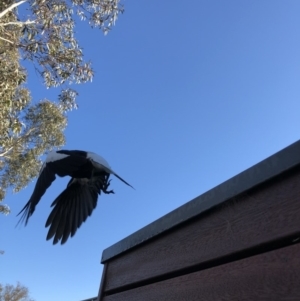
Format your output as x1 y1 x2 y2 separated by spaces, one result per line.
103 176 114 194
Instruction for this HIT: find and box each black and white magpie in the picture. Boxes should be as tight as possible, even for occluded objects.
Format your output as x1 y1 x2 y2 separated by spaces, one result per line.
18 150 133 245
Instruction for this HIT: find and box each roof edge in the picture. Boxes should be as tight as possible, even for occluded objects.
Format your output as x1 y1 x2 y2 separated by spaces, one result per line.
101 140 300 263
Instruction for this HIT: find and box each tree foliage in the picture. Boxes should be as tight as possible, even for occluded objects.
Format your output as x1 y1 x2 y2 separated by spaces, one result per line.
0 282 34 301
0 0 123 213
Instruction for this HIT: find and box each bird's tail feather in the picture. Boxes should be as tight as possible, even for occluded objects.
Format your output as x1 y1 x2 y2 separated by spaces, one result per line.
92 161 134 189
112 172 135 189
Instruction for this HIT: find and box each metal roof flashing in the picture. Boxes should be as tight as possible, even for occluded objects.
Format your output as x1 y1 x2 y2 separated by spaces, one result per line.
101 140 300 263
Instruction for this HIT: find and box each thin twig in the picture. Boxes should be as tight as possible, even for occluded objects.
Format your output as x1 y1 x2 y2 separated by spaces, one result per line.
0 36 14 44
0 147 13 157
0 0 27 19
0 20 35 26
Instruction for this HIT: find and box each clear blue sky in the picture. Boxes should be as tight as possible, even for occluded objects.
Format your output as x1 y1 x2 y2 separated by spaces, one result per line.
1 1 300 300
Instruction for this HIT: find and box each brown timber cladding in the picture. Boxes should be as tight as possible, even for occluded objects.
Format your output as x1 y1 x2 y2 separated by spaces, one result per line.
97 141 300 301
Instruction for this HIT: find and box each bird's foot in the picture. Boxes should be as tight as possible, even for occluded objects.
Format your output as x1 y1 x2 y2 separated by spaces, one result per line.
103 179 115 194
104 189 114 194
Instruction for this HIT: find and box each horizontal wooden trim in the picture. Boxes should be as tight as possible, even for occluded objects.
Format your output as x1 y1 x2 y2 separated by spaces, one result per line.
102 243 300 301
103 166 300 292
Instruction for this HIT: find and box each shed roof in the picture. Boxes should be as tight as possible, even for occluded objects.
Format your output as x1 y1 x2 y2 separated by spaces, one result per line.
101 140 300 263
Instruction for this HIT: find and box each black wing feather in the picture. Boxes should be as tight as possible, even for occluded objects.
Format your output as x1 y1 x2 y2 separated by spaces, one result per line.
18 153 89 226
45 176 106 245
53 201 69 244
70 195 79 237
17 165 56 225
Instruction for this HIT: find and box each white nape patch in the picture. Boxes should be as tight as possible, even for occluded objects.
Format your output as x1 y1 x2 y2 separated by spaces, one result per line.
46 150 70 163
87 152 111 169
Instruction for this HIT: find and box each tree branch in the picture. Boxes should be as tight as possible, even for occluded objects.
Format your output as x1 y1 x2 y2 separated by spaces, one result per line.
0 127 39 159
0 0 27 19
0 36 14 44
0 20 36 26
0 147 13 157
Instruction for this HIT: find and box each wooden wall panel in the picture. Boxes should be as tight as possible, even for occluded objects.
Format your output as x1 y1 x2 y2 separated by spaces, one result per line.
102 243 300 301
104 167 300 292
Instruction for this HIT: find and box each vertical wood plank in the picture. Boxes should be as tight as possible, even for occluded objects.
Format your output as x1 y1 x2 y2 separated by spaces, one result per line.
97 264 108 301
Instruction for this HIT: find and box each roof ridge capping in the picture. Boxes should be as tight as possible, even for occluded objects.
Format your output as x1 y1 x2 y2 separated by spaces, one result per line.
101 140 300 263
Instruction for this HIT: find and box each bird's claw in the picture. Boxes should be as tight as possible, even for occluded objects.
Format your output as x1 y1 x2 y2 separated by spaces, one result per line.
103 179 114 194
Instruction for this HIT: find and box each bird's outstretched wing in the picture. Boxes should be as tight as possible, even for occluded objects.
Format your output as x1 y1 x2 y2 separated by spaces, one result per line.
17 164 56 225
17 153 89 226
45 174 112 245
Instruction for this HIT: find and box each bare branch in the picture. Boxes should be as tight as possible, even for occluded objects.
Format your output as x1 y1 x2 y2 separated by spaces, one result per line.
0 20 36 26
0 36 14 44
0 128 38 159
0 0 27 19
0 147 13 157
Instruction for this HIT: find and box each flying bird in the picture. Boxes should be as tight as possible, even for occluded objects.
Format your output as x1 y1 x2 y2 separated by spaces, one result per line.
18 150 133 245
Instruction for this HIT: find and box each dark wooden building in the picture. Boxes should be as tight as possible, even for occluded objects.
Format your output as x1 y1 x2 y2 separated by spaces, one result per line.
97 141 300 301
